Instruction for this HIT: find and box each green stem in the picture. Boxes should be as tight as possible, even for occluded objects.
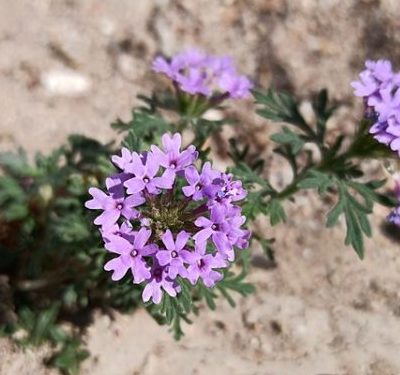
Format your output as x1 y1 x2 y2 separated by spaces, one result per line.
186 95 200 117
276 168 310 200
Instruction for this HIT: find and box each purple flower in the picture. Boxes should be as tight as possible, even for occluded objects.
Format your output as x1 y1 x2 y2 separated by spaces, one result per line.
387 207 400 226
386 180 400 227
104 228 157 283
210 173 247 206
85 177 145 227
152 49 252 99
183 241 226 287
193 205 233 259
218 72 253 99
124 152 174 194
183 162 220 200
156 230 190 279
351 71 379 97
224 206 250 249
179 69 211 96
151 133 198 173
85 132 250 305
142 263 181 304
112 147 133 171
207 55 235 76
100 220 133 242
365 60 394 83
152 56 176 79
352 60 400 156
368 85 400 122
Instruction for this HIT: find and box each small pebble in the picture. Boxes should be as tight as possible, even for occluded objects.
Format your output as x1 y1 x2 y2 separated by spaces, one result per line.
41 69 91 96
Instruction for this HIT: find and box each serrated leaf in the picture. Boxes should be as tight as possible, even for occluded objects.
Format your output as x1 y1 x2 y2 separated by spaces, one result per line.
122 129 141 151
53 214 90 243
343 205 364 259
50 337 90 375
0 150 38 177
241 191 268 221
326 199 344 228
119 110 171 147
267 199 286 226
253 89 313 136
200 286 217 310
297 170 334 193
271 127 305 154
312 89 336 142
257 237 276 263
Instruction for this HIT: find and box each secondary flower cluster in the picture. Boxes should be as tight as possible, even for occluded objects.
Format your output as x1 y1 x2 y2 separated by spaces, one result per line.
153 49 253 99
85 133 250 304
387 179 400 226
352 60 400 154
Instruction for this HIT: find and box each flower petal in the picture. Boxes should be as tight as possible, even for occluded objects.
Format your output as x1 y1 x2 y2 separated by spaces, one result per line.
175 230 190 250
124 177 145 194
85 188 110 209
134 228 152 249
161 230 175 251
193 227 213 243
94 209 120 227
104 257 129 281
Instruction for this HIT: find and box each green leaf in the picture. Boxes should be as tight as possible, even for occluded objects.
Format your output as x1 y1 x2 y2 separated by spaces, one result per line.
231 162 272 189
177 278 193 314
50 337 90 375
171 314 185 340
326 197 344 227
18 306 60 346
325 180 375 259
343 205 364 258
218 271 255 299
0 149 38 177
271 127 305 154
53 214 90 243
253 89 313 136
257 237 276 263
241 191 268 221
193 118 226 150
32 306 59 346
266 199 286 226
200 284 217 311
297 170 334 194
312 89 337 142
122 129 142 151
119 109 171 147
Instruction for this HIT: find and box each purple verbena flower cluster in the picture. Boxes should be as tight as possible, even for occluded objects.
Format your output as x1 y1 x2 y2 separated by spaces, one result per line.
352 60 400 154
152 49 253 99
85 133 250 304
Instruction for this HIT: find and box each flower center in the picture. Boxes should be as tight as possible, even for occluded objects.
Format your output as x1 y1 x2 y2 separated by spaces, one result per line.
153 267 163 282
170 161 177 169
148 204 185 235
197 259 205 268
143 177 150 184
211 224 218 230
130 249 138 257
217 190 227 198
116 203 124 210
171 250 178 258
195 184 201 191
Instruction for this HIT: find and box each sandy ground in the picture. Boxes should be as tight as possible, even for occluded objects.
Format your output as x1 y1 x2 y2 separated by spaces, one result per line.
1 1 400 374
